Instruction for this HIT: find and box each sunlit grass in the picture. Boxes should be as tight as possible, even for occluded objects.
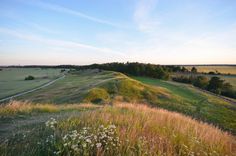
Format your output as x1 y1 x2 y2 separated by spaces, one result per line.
2 103 234 156
0 101 100 117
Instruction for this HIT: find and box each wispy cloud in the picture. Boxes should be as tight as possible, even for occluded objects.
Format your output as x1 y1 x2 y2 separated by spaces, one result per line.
21 0 124 29
0 27 125 56
134 0 159 32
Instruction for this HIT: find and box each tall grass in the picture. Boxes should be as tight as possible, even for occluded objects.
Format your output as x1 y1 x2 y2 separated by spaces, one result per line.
56 103 236 155
1 102 235 155
0 101 100 117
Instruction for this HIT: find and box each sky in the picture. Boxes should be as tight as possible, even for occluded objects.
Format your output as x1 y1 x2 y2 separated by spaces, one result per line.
0 0 236 65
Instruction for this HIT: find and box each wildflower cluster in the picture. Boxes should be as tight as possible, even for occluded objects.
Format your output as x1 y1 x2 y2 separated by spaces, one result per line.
44 118 120 155
60 124 120 155
45 118 57 130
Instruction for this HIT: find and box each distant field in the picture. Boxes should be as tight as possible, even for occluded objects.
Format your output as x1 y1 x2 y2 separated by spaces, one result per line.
185 65 236 74
0 68 62 99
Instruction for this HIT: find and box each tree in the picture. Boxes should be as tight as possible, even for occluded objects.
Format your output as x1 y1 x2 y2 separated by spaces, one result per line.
25 75 35 80
193 76 209 89
191 67 197 73
207 77 224 94
181 67 188 72
221 83 236 98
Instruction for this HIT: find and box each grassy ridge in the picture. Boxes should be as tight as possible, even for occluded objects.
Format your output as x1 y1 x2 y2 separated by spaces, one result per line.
1 103 235 156
12 70 236 134
18 70 169 104
132 76 236 134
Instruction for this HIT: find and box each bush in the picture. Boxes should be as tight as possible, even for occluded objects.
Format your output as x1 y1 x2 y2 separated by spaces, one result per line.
83 88 110 104
221 83 236 98
25 75 35 80
172 76 193 84
193 76 209 89
207 77 224 94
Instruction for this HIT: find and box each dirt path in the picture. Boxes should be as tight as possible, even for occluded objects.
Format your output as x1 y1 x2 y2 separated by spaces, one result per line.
0 75 65 103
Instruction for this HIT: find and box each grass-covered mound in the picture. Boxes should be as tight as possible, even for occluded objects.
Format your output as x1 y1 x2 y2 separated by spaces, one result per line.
1 103 235 156
83 88 110 104
83 72 170 104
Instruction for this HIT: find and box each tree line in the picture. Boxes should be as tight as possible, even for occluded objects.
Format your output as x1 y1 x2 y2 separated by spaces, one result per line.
173 75 236 99
77 62 186 80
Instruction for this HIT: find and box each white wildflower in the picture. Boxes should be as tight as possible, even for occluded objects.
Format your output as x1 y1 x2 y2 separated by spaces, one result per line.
96 143 102 148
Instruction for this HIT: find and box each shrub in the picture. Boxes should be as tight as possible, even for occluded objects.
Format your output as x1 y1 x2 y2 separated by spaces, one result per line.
207 77 224 94
25 75 35 80
193 76 209 89
83 88 110 104
191 67 197 73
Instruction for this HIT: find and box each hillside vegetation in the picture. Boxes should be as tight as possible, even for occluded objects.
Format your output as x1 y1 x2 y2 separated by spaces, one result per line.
0 103 235 156
8 70 235 134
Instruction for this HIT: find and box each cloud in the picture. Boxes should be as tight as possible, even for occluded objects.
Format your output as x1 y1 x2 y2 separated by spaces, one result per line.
21 0 124 29
134 0 159 32
0 27 125 56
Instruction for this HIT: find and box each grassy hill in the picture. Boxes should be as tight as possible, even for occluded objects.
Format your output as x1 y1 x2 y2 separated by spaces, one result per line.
133 76 236 134
10 69 235 134
0 102 235 156
1 69 236 155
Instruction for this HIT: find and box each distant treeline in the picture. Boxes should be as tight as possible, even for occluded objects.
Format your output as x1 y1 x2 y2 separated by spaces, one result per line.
77 62 191 80
173 75 236 99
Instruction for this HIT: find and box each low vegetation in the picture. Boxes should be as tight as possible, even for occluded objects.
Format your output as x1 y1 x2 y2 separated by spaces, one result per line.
1 103 235 156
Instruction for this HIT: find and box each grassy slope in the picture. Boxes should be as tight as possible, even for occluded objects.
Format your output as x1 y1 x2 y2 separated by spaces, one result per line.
0 68 62 99
132 76 236 134
9 69 236 133
18 70 169 104
0 103 235 156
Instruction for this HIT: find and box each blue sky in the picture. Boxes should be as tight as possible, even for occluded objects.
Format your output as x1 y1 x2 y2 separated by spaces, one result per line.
0 0 236 65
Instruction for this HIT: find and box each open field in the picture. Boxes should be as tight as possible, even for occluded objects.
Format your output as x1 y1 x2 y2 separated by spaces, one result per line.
184 65 236 75
0 68 62 99
0 102 235 156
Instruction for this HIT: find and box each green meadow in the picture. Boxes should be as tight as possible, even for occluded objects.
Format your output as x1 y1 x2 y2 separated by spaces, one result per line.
0 68 62 99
